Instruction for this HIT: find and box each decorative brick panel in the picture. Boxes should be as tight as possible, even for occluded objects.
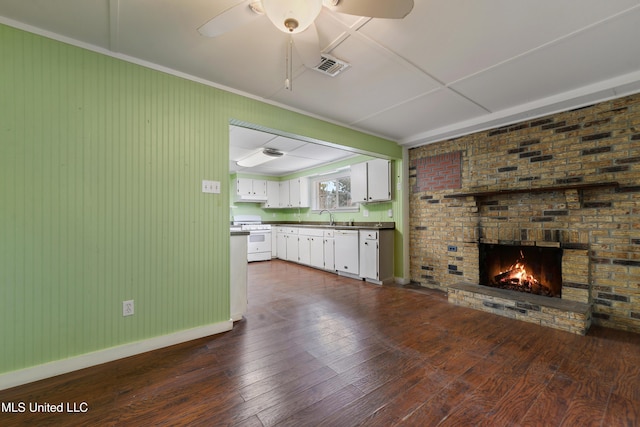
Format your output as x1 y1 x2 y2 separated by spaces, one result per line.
409 92 640 334
411 151 461 192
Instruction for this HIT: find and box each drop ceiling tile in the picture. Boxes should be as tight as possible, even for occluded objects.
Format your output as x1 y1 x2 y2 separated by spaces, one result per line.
353 88 488 141
229 145 253 162
250 156 321 176
359 0 639 84
230 126 278 150
264 136 306 152
287 143 355 161
451 7 640 112
271 33 441 125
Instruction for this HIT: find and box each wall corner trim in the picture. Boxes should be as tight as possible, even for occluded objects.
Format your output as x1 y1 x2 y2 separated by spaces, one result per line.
0 321 233 391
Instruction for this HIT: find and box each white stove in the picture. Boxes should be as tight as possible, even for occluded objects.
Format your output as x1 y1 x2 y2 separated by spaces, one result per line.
232 215 272 262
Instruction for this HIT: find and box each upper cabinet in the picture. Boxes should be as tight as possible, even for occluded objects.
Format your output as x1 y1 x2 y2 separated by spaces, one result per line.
276 178 309 208
237 158 392 207
351 159 391 203
235 178 267 202
264 180 280 208
240 177 308 209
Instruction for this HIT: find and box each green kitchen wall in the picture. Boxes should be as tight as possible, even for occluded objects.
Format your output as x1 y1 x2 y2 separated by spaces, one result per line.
0 23 403 376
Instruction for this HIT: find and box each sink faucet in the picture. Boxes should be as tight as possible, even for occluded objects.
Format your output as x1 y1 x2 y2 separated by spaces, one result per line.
319 209 335 226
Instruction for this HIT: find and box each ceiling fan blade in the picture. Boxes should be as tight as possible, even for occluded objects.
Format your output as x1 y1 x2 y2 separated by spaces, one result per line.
323 0 414 19
198 0 260 37
293 24 322 69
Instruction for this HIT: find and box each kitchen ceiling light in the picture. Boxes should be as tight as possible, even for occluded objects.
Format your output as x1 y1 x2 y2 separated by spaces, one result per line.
236 148 284 167
261 0 323 34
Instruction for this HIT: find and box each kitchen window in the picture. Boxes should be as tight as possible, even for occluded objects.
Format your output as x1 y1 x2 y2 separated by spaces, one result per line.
311 170 356 212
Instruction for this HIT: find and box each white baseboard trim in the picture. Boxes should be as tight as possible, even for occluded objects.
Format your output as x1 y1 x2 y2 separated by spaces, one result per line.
395 277 411 285
0 320 233 391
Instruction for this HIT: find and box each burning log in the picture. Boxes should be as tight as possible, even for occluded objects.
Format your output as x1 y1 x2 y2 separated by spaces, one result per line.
494 270 514 283
492 250 543 293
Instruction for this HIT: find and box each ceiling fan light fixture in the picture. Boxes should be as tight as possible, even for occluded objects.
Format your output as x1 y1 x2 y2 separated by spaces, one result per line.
236 148 285 168
262 0 323 34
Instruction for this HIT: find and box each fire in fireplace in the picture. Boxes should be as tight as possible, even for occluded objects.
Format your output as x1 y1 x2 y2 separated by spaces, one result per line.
479 244 563 297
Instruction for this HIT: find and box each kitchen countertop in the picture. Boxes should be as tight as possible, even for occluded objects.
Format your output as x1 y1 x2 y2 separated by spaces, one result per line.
266 221 395 230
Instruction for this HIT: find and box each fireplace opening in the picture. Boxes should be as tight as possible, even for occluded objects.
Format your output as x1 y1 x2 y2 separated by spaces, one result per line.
479 244 563 297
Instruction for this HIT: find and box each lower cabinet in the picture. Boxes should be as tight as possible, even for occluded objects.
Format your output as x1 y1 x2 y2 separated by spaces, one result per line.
276 227 299 262
276 227 286 260
271 228 277 258
274 226 393 283
309 233 325 269
323 230 335 271
285 228 299 262
359 229 394 284
299 228 329 270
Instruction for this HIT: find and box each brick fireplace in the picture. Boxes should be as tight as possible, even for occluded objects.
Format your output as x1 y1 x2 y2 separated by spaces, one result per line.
409 93 640 335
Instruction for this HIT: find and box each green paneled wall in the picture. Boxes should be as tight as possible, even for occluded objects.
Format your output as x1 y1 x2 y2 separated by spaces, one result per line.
0 23 402 374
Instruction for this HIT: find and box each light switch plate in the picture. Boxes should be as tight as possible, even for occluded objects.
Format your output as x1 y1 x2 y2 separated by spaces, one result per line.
202 180 220 194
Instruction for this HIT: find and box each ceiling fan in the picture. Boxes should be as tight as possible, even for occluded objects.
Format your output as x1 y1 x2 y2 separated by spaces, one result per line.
198 0 414 90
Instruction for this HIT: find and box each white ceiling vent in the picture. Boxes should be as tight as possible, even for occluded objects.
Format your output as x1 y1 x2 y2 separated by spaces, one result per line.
311 54 350 77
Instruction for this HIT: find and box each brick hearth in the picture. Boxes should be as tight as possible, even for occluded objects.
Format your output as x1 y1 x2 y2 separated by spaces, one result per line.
448 283 591 335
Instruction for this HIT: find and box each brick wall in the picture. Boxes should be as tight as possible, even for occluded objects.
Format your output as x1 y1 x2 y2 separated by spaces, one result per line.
409 92 640 334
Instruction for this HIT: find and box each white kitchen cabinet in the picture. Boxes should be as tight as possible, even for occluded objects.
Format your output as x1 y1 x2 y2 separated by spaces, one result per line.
360 231 379 281
351 159 391 203
298 233 311 265
271 227 277 258
359 229 394 285
286 227 331 270
278 178 309 208
235 178 267 202
309 230 325 269
289 177 310 208
298 228 323 266
276 227 287 260
264 180 280 208
277 227 299 262
285 228 299 262
323 230 335 271
334 230 359 277
279 180 290 208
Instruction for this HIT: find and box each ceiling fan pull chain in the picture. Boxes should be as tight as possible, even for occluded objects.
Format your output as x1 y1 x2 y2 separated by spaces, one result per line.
285 36 293 91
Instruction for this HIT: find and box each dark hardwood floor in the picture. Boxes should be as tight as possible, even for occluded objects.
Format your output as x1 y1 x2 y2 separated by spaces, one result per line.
1 259 639 426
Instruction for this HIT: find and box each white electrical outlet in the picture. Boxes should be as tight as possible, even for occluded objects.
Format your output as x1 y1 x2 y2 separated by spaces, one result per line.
202 180 221 194
123 300 134 316
363 209 369 217
388 209 393 218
